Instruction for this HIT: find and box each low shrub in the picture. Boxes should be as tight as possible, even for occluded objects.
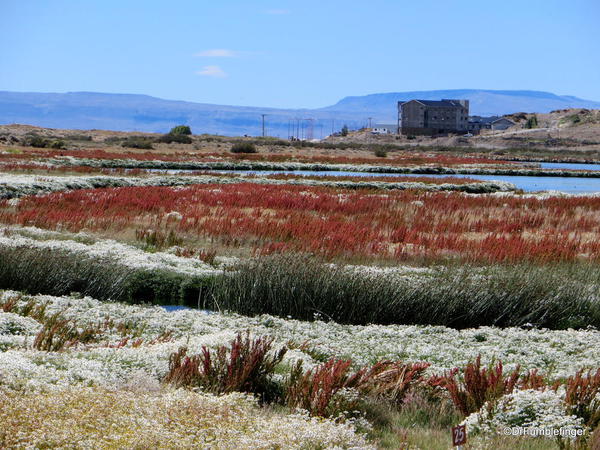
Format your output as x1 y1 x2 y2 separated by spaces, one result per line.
164 332 286 402
374 148 387 158
33 312 100 351
285 358 432 418
231 142 258 154
525 115 539 129
156 133 192 144
66 134 93 141
169 125 192 136
121 137 154 149
135 228 183 250
359 361 431 404
429 355 520 417
22 135 49 148
49 140 66 149
156 125 192 144
285 358 363 417
103 136 124 144
21 135 66 149
564 369 600 429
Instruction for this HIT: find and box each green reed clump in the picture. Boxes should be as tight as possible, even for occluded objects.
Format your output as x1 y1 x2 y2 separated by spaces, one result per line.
3 246 599 329
208 254 600 329
0 246 213 306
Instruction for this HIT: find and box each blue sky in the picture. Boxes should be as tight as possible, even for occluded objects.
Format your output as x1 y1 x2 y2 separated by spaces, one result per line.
1 0 599 108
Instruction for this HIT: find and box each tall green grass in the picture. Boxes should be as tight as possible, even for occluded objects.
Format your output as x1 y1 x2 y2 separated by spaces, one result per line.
0 246 212 306
208 255 600 329
1 247 599 329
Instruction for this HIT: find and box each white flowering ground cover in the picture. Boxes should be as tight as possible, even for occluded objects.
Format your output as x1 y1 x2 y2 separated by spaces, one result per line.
463 388 587 438
0 225 430 282
2 290 599 386
2 291 599 447
0 291 378 448
0 226 223 277
0 291 600 386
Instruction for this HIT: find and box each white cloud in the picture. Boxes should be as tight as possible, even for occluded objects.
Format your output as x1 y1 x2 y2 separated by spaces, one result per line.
195 49 238 58
265 9 290 15
196 65 227 78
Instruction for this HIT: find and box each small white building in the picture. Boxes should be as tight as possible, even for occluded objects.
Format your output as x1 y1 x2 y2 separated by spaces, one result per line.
371 124 398 135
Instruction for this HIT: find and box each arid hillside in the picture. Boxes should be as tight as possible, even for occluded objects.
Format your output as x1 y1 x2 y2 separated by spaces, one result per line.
1 108 600 162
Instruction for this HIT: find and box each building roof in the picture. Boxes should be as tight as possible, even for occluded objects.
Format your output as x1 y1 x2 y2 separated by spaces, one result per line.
469 116 500 124
401 99 465 108
491 117 516 124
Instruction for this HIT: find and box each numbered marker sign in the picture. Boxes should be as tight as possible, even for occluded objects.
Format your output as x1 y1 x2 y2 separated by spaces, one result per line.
452 424 467 446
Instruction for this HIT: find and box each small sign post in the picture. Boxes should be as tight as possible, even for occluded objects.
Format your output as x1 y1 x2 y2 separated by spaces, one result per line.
452 424 467 448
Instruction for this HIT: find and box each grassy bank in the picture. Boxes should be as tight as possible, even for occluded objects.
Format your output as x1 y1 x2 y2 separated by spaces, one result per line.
2 243 599 329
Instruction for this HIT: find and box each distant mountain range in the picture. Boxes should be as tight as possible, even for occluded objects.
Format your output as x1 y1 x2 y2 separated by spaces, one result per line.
1 89 599 137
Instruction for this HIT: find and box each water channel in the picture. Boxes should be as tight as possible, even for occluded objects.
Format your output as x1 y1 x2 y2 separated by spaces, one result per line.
156 161 600 193
218 169 600 194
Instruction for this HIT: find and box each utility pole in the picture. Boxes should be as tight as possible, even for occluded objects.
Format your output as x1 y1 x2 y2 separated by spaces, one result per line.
261 114 268 137
368 117 373 128
302 118 314 140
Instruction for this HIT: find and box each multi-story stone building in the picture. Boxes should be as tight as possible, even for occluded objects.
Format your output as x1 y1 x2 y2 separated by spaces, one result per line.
398 99 469 135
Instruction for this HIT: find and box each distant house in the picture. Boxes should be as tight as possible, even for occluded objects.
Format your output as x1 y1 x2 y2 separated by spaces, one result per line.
467 116 497 133
398 99 469 136
491 117 516 131
371 124 398 135
467 116 516 133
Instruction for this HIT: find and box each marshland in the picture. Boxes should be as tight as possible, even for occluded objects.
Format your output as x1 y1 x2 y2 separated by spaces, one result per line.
2 123 600 448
